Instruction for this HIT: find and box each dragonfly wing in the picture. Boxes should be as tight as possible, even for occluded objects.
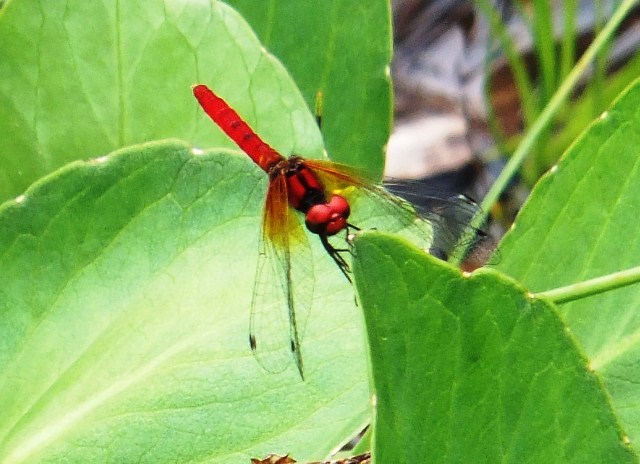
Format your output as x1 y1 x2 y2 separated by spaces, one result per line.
305 159 486 261
249 174 314 379
305 159 435 248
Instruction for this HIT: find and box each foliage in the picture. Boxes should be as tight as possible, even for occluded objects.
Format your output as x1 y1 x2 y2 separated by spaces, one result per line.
0 0 389 461
478 0 640 185
352 76 640 463
1 0 640 463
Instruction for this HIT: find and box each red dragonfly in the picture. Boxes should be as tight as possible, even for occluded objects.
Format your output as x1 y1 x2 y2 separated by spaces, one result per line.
193 84 452 379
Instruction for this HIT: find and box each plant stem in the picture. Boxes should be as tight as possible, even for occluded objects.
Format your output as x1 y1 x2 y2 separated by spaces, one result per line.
536 265 640 304
450 0 639 266
475 0 537 127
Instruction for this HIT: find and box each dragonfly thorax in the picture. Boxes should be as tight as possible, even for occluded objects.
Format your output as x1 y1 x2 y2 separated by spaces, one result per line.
275 157 351 237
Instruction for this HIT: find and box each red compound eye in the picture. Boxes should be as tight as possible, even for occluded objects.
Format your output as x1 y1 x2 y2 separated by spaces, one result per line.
328 195 350 217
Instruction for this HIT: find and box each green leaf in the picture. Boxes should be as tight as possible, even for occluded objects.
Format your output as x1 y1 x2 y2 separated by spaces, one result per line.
495 78 640 444
0 0 322 202
0 140 369 463
0 1 396 460
0 0 391 204
229 1 393 179
353 232 635 463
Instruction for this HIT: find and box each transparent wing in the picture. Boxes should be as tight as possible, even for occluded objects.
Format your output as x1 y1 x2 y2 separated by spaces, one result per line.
385 185 489 259
249 174 314 379
385 183 496 265
305 159 488 262
306 160 436 248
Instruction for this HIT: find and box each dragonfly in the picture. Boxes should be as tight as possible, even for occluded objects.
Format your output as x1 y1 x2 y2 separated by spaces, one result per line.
193 84 473 379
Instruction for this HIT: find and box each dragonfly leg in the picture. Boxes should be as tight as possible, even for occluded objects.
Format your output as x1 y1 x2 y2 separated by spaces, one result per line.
324 222 361 255
319 234 352 283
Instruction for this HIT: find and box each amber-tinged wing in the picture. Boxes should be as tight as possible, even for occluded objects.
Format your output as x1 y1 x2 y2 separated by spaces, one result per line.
249 174 314 379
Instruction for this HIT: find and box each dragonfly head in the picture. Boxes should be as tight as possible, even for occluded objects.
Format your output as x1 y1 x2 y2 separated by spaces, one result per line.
305 195 351 236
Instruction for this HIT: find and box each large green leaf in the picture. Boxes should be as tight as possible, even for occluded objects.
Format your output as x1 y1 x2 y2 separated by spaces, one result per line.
0 0 391 203
495 78 640 444
0 140 369 463
0 1 396 460
353 232 635 463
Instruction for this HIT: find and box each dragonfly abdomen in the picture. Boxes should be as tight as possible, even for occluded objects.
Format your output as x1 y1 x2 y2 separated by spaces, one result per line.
193 85 282 172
